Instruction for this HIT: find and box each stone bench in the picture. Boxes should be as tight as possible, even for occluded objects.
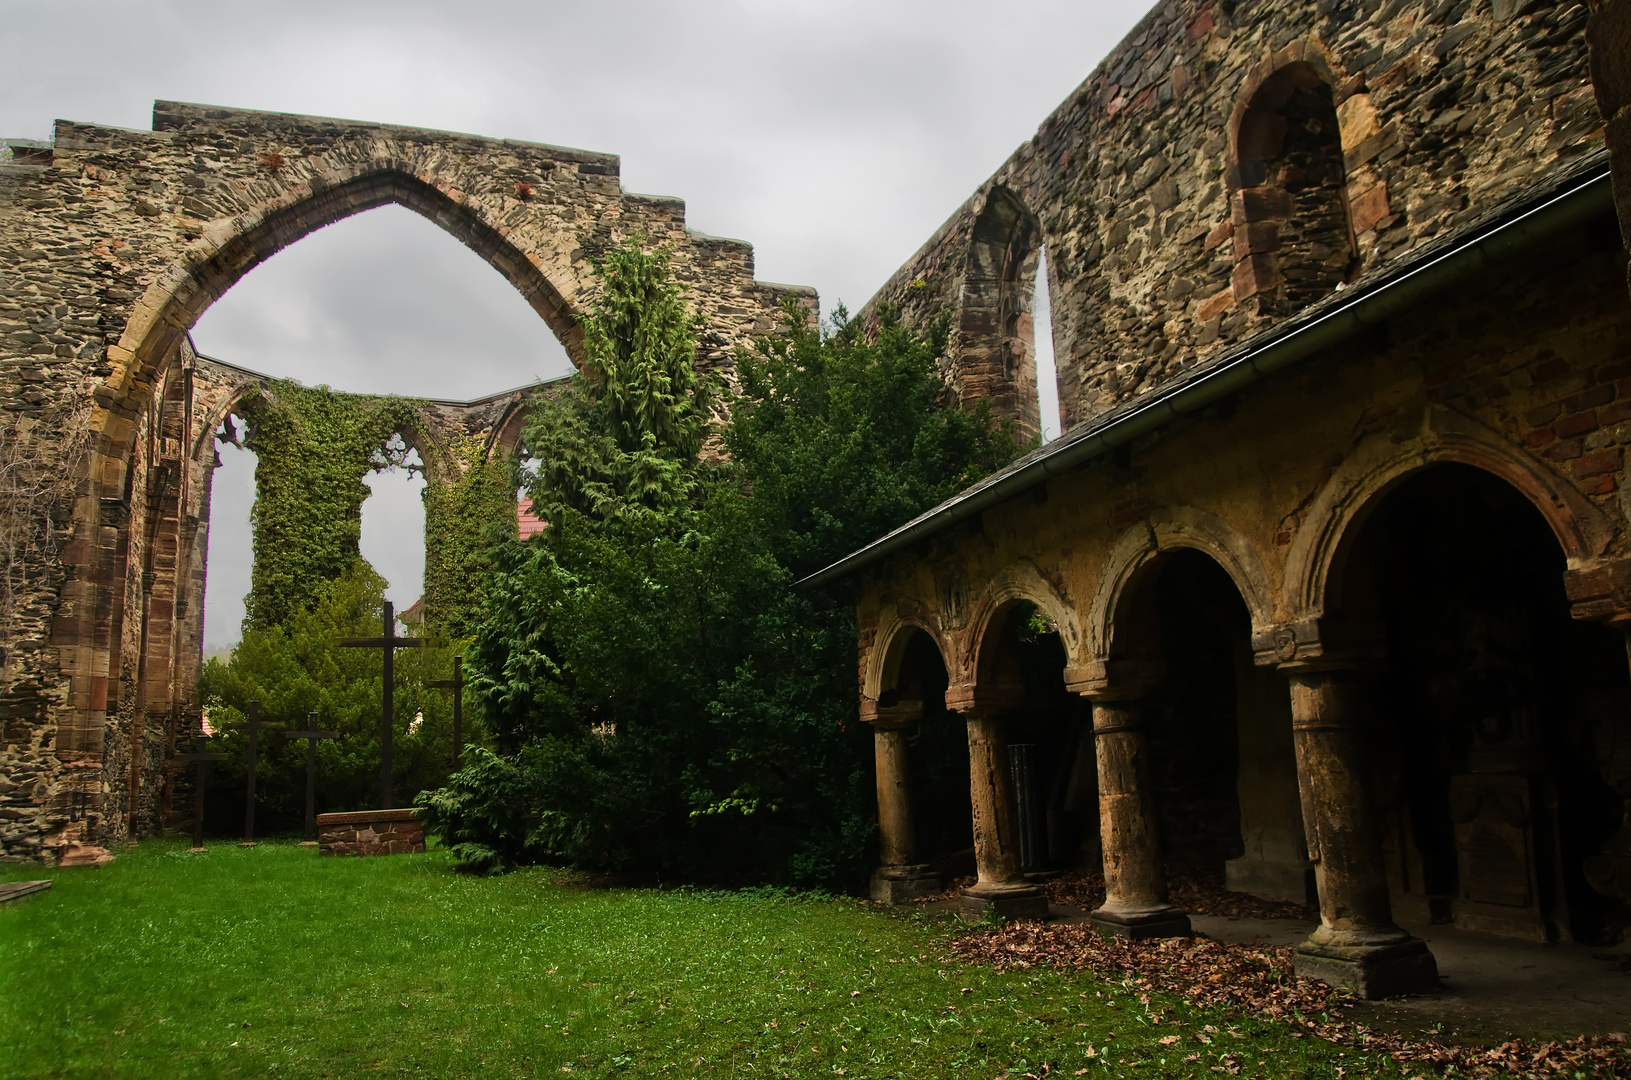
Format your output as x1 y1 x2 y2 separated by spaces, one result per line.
316 808 426 856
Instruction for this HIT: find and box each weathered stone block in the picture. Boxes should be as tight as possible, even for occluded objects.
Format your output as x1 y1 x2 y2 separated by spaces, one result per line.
317 808 426 857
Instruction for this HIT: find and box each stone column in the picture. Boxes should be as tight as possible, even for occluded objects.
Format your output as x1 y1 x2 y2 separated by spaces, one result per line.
1285 667 1438 998
958 711 1049 920
1087 697 1191 938
869 723 941 904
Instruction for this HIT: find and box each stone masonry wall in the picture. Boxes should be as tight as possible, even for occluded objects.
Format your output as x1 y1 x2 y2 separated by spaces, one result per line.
855 216 1630 750
0 101 816 862
316 808 426 857
866 0 1605 437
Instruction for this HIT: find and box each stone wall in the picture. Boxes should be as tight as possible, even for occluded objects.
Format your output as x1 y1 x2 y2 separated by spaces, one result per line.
316 808 425 857
1590 0 1631 289
865 0 1604 439
853 203 1631 937
0 101 816 862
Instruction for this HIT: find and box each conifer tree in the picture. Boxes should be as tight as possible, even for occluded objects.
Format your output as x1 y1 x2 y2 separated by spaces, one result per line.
520 240 709 524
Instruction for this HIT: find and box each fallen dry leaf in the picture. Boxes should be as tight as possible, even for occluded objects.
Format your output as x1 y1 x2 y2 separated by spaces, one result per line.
948 921 1631 1079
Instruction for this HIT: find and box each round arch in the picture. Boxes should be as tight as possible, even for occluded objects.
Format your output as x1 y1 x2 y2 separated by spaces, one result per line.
1085 507 1276 669
1283 406 1615 626
960 560 1085 691
864 606 954 704
1226 40 1347 170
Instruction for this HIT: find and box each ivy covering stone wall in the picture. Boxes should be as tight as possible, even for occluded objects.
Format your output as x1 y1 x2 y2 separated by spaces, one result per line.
239 382 426 632
421 434 518 640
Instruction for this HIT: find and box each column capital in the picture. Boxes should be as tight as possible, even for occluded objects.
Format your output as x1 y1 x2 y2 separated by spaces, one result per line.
859 697 924 729
1260 617 1386 670
1065 659 1161 700
943 684 1024 716
1564 556 1631 629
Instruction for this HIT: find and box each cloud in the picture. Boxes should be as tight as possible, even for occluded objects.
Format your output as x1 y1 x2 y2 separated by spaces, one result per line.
7 0 1143 641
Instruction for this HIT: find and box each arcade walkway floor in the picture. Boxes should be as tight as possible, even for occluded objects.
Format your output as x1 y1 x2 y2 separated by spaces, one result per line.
1047 902 1631 1039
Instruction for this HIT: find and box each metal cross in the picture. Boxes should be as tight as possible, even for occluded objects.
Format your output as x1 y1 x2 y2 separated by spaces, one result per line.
174 737 229 851
428 655 466 771
222 701 281 846
282 713 338 842
337 600 433 810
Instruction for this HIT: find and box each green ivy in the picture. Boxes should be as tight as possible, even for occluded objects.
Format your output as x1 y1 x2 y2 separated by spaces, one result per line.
240 381 425 631
421 433 518 640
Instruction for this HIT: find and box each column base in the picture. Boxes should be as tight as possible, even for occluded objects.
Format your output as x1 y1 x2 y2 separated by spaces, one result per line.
1090 901 1192 940
959 882 1050 922
1292 926 1440 999
870 864 943 905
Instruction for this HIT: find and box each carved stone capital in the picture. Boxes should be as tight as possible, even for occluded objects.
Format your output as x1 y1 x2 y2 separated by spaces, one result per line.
1065 659 1162 700
859 697 925 729
1564 557 1631 628
943 684 1024 716
1263 618 1385 672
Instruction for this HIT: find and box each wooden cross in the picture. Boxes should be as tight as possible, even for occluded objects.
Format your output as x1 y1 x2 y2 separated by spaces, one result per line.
283 713 338 842
222 701 281 846
428 655 466 771
174 738 229 851
337 600 433 810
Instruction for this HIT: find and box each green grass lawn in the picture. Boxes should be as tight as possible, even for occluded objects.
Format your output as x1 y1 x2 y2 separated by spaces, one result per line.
0 840 1395 1079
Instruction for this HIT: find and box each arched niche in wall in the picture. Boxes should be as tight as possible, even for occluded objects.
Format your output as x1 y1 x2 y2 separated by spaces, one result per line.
958 187 1045 442
1230 61 1358 316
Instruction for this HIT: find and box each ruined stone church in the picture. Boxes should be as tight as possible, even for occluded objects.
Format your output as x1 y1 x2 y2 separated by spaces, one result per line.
807 0 1631 998
3 0 1631 1001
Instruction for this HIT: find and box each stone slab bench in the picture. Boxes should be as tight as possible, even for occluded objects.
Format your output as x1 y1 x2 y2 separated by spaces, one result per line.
0 880 52 904
316 808 426 857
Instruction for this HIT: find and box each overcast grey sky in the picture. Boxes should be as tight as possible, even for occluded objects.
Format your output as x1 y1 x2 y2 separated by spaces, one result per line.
5 0 1141 648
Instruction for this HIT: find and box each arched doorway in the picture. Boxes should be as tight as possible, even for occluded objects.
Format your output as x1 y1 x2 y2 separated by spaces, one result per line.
867 623 963 902
969 598 1091 876
1101 547 1307 913
1327 463 1631 943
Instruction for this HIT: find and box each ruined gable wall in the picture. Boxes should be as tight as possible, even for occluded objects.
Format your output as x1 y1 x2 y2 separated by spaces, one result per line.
869 0 1603 436
0 102 815 861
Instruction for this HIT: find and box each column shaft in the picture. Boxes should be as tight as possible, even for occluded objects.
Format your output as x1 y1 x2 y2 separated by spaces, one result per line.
874 727 916 867
958 713 1048 920
1089 699 1189 938
1286 668 1438 998
966 713 1023 886
869 724 939 904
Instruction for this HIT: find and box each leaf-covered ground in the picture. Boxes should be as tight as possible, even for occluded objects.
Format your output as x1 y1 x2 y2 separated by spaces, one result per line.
1 841 1421 1079
951 921 1631 1079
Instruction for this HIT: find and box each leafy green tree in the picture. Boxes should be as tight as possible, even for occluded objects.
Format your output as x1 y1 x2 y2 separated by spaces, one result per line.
200 562 472 831
520 240 710 525
728 302 1022 578
434 243 1022 884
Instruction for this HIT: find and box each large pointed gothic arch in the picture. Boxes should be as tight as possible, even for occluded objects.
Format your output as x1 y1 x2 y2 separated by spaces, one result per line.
0 101 814 861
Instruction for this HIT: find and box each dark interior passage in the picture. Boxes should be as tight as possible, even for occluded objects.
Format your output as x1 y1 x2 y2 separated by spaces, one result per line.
1344 463 1631 944
1004 608 1091 872
896 631 974 864
1143 550 1250 876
